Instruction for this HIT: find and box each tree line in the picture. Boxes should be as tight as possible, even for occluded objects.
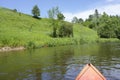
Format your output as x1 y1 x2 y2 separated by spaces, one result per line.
83 9 120 39
32 5 120 39
72 9 120 39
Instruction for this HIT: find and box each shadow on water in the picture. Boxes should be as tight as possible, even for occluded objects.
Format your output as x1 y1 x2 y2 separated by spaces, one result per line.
0 42 120 80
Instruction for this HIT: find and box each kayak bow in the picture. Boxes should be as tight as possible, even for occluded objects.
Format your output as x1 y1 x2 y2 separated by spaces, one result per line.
76 63 106 80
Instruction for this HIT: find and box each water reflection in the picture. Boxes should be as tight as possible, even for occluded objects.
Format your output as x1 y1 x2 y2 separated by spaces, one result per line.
0 43 120 80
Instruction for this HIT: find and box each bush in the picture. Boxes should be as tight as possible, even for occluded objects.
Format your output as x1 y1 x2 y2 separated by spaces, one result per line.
26 41 36 49
58 22 73 37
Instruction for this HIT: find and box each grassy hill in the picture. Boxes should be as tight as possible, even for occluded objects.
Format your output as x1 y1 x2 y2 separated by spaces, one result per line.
0 7 98 48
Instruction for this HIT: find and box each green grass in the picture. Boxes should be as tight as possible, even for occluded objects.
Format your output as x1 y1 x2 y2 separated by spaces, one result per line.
0 7 99 48
73 24 99 44
98 38 120 43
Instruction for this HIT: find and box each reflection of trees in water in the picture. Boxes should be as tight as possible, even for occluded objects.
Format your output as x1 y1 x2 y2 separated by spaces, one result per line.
94 43 120 66
24 43 120 80
31 46 74 80
90 43 120 79
1 43 120 80
35 68 42 80
53 47 74 65
50 47 74 80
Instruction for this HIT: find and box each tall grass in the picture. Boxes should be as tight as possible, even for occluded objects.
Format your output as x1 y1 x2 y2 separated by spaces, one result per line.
0 7 99 49
98 38 120 43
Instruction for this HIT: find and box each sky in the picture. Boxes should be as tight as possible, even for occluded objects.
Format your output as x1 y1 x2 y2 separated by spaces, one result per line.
0 0 120 21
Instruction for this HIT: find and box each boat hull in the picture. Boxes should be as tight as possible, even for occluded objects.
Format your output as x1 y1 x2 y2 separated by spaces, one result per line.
76 64 106 80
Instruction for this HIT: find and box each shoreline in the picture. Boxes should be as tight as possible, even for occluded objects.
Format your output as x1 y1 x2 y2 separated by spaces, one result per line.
0 38 119 52
0 46 25 52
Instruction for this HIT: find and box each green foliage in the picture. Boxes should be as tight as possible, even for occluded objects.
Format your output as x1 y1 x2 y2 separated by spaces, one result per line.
94 9 99 19
84 9 100 29
83 9 120 39
47 6 60 19
72 16 84 24
78 18 84 23
49 19 58 37
0 7 99 49
50 20 73 38
13 9 17 12
58 21 73 37
73 24 98 44
57 13 65 20
97 19 116 38
48 8 65 37
26 41 36 49
72 16 79 23
98 38 120 43
97 14 120 38
32 5 40 18
115 27 120 39
53 26 57 37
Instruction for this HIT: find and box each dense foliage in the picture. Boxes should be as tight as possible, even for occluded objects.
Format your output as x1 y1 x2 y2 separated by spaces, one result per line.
83 9 120 39
57 13 65 21
49 20 73 38
58 21 73 37
47 6 72 38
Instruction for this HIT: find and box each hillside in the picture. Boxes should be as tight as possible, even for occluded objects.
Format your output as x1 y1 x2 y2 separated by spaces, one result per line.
0 7 98 48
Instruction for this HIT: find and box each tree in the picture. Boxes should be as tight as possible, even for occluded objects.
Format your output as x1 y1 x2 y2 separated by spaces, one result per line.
72 16 79 23
78 18 84 23
94 9 99 19
57 13 65 20
48 6 60 19
52 20 58 37
83 10 120 39
13 9 17 12
32 5 40 18
86 9 100 29
48 7 65 38
87 15 94 21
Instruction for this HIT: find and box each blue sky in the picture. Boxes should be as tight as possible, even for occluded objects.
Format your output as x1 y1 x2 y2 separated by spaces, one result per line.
0 0 120 21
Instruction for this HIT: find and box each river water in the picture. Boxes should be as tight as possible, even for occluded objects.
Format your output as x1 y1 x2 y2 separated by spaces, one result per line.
0 42 120 80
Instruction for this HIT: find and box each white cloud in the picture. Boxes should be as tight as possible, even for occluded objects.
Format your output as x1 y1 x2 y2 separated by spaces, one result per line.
99 4 120 15
63 10 94 21
63 4 120 22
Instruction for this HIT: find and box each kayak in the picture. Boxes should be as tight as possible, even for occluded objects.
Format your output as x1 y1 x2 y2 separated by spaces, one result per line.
75 63 106 80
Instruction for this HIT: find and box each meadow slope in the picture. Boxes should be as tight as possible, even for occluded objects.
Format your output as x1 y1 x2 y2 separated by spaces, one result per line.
0 7 98 49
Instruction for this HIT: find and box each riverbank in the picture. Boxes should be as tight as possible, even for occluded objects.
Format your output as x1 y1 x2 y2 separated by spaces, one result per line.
0 46 25 52
0 38 120 52
0 7 99 50
98 38 120 43
1 7 119 52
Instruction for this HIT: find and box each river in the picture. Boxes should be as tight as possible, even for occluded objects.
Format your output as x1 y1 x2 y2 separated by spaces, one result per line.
0 42 120 80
